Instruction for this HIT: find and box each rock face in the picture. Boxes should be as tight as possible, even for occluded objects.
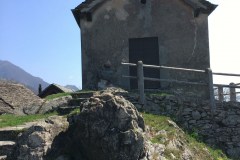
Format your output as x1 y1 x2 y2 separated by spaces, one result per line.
123 92 240 159
24 96 72 114
0 80 73 115
0 99 15 115
1 88 229 159
68 90 146 160
0 81 43 115
12 116 68 160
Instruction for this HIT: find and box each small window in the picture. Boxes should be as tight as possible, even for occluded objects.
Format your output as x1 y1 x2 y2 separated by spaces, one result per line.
141 0 146 4
86 12 92 21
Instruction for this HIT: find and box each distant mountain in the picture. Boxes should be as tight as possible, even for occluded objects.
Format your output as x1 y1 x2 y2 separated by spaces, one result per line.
65 85 79 91
0 60 49 94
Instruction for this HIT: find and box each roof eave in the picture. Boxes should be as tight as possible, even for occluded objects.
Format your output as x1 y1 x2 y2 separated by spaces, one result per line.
183 0 218 17
72 9 81 28
207 4 218 15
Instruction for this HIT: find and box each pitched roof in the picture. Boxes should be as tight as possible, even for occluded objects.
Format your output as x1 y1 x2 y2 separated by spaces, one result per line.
72 0 217 27
72 0 105 26
75 0 105 13
38 83 73 97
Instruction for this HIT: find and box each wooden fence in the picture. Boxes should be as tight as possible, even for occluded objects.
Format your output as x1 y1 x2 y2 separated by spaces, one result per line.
214 83 240 102
122 61 215 114
213 72 240 102
122 61 240 114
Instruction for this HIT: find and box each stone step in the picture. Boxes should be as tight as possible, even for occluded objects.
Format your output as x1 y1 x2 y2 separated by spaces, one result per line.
68 98 89 106
0 127 25 141
0 121 41 142
71 91 95 99
57 106 80 115
0 141 16 157
0 155 7 160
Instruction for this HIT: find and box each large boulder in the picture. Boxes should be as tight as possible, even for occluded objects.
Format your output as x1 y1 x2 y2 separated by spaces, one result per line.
0 81 43 115
12 116 68 160
0 99 15 115
21 95 73 115
0 80 73 115
68 90 146 160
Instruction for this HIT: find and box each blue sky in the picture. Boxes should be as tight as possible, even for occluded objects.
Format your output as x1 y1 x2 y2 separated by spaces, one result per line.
0 0 84 88
208 0 240 84
0 0 240 88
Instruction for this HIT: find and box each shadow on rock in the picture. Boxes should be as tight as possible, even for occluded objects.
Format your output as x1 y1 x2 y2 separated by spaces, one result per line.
46 89 147 160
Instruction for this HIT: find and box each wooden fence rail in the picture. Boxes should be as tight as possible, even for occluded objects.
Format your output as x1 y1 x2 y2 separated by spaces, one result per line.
122 61 215 114
212 72 240 102
214 83 240 102
122 61 240 113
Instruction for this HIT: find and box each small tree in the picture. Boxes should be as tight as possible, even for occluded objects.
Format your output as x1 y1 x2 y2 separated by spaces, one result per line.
38 84 42 94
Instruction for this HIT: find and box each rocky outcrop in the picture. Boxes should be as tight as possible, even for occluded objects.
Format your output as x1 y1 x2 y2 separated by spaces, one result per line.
12 116 68 160
0 99 15 115
144 124 187 160
67 90 146 160
43 88 150 160
21 95 74 115
0 80 74 115
0 81 44 115
124 92 240 159
1 88 230 159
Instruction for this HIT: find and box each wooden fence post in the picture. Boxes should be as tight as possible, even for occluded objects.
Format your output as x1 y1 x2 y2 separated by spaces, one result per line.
206 68 215 115
229 82 236 102
218 86 223 102
137 61 145 105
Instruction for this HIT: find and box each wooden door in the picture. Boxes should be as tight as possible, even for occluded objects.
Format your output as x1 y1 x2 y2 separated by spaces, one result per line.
129 37 160 89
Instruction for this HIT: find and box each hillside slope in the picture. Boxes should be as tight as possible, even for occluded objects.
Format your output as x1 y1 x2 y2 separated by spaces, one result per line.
0 60 49 94
0 88 229 159
143 113 229 160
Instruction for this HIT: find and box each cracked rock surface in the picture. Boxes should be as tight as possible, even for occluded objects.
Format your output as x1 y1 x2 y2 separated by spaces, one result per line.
68 90 147 160
12 116 69 160
0 81 44 115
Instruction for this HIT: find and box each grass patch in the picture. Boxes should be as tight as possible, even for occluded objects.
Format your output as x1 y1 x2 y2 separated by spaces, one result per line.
0 108 80 128
44 90 95 100
186 134 229 160
207 148 229 160
66 108 80 117
45 92 72 100
142 113 175 134
0 112 57 128
142 112 229 160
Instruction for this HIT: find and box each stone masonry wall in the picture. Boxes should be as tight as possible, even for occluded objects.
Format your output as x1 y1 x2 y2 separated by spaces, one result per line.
123 92 240 159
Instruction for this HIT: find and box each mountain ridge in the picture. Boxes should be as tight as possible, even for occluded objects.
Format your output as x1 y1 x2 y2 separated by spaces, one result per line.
0 60 49 94
64 85 79 91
